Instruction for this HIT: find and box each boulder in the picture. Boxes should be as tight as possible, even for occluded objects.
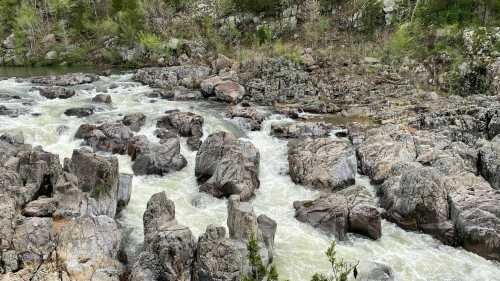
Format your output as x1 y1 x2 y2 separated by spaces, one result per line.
64 107 94 117
52 172 97 219
36 86 75 99
357 262 394 281
92 94 112 104
194 225 244 281
128 136 187 176
200 76 225 97
117 173 133 213
30 73 99 86
22 197 57 217
67 148 119 218
56 215 123 281
12 217 55 267
75 122 133 154
157 111 204 150
195 132 260 201
293 185 381 240
122 113 146 132
288 138 356 191
226 105 267 131
271 122 334 138
134 66 211 89
227 195 261 242
478 136 500 190
214 80 245 104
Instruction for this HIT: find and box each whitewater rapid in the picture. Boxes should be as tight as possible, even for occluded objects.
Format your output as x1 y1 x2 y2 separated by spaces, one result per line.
0 73 499 281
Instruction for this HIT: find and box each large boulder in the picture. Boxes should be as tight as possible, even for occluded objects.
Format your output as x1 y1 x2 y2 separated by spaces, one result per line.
226 104 268 131
293 185 381 240
195 132 260 201
214 80 245 104
271 122 334 138
157 111 204 150
92 94 112 104
36 86 75 99
75 122 133 154
122 113 146 132
56 215 123 281
131 192 196 281
30 73 99 86
128 135 187 176
194 225 244 281
478 136 500 190
288 138 356 191
66 148 120 218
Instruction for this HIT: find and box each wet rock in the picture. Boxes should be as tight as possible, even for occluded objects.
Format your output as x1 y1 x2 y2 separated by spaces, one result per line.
271 122 334 138
36 86 75 99
449 185 500 261
75 122 133 154
117 173 133 213
12 217 55 267
257 214 277 261
131 192 196 281
478 136 500 190
22 197 57 217
226 105 267 131
56 125 69 135
195 132 260 201
0 105 18 117
122 113 146 132
357 262 394 281
128 135 187 176
0 131 24 145
56 215 123 281
157 111 204 150
294 185 381 240
92 93 112 104
288 138 356 191
30 73 99 86
134 66 211 89
67 148 119 218
214 80 245 104
64 107 94 117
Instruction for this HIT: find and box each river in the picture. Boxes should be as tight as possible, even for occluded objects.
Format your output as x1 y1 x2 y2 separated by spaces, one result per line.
0 72 499 281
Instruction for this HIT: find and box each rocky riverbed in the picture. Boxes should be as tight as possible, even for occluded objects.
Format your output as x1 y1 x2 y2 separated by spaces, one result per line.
0 65 499 281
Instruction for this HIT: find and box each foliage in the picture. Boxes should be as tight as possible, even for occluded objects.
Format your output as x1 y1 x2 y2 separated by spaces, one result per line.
231 0 283 15
242 235 284 281
310 240 359 281
413 0 500 26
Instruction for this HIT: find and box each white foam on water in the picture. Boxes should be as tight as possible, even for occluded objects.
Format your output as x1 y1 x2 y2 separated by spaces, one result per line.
1 75 499 281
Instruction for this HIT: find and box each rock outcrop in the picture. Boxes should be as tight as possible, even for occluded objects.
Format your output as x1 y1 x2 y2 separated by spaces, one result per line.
195 132 260 201
288 138 356 191
134 66 211 89
30 73 99 86
478 135 500 190
271 122 334 138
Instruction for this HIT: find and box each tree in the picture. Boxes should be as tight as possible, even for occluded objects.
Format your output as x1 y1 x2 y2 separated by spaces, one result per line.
310 240 359 281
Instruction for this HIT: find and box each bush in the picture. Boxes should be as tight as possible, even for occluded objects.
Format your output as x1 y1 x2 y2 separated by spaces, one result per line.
232 0 283 15
242 236 282 281
311 240 359 281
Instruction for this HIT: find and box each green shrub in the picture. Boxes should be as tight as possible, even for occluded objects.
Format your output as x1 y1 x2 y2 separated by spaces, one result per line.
163 0 193 11
231 0 283 15
256 25 273 45
311 240 359 281
242 235 283 281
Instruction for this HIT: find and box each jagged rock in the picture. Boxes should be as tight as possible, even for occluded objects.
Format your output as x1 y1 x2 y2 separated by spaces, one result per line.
122 113 146 132
226 105 267 131
195 132 260 201
12 217 55 268
157 111 204 150
56 215 123 281
227 195 261 242
64 107 94 117
75 122 133 154
357 125 417 183
288 138 356 191
128 135 187 176
22 197 56 217
479 136 500 190
293 185 381 240
30 73 99 86
117 173 132 213
214 80 245 104
194 225 244 281
271 122 334 138
67 148 119 218
36 86 75 99
131 192 195 281
52 172 97 219
92 94 112 104
257 214 277 262
449 186 500 261
134 66 211 89
0 194 17 251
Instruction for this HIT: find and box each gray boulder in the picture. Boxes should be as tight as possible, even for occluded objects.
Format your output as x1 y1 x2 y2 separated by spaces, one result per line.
122 113 146 132
30 73 99 86
226 105 268 131
134 66 211 89
357 262 394 281
12 217 55 268
288 138 356 191
22 197 56 217
488 114 500 139
92 94 112 104
36 86 75 99
478 136 500 190
75 122 133 154
157 111 204 150
195 132 260 201
64 107 94 117
271 122 334 138
214 80 245 104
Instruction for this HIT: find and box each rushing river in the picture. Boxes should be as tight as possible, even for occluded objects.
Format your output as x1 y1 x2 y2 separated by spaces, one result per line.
0 73 499 281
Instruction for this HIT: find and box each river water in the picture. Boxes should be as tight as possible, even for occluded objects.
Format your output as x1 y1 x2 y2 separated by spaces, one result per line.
0 73 499 281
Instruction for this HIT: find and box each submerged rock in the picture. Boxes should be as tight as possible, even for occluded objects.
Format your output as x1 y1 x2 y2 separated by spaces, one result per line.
288 138 356 191
36 86 75 99
64 106 94 117
92 93 112 104
195 131 260 201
